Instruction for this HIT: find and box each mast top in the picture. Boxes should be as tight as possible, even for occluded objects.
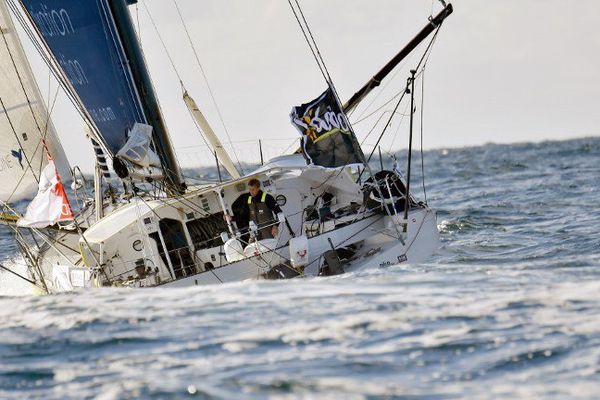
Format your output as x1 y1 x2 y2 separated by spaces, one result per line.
343 3 453 113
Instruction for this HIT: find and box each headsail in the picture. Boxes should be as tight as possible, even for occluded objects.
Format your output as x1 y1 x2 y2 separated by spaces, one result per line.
0 0 70 202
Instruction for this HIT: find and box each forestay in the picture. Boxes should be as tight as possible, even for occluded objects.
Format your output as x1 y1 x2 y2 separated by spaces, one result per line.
0 0 69 202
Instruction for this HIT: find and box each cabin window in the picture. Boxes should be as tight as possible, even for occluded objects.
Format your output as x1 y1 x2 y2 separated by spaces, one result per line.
186 212 228 250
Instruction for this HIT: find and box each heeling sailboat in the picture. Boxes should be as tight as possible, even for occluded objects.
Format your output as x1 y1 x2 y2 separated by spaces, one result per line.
8 0 452 292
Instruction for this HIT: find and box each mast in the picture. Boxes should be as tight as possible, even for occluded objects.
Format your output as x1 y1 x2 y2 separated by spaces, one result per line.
109 0 185 194
403 70 416 231
343 3 453 113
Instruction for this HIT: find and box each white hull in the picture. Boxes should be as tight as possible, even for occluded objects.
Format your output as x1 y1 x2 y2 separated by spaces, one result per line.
135 208 438 288
30 159 440 293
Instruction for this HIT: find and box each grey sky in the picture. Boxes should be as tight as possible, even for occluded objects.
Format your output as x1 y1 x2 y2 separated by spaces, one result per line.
24 0 600 172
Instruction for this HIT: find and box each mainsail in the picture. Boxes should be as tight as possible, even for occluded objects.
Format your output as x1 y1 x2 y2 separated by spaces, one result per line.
20 0 184 191
0 0 69 202
20 0 145 155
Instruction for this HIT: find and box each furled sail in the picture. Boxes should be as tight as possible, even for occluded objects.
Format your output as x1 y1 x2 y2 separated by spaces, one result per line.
0 0 70 202
183 91 240 179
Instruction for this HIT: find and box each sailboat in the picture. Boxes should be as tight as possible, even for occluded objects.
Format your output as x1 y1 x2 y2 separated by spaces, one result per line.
1 0 453 293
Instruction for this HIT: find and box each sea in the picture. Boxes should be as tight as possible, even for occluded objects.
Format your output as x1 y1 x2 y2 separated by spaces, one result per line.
1 137 599 399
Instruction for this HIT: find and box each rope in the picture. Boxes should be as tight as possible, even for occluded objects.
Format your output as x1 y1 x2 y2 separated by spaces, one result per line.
0 262 41 288
420 67 428 204
363 23 443 166
172 0 245 175
143 1 245 179
7 0 111 155
141 2 183 84
386 100 412 153
286 0 333 93
353 89 404 126
0 15 46 144
350 51 417 122
287 1 375 195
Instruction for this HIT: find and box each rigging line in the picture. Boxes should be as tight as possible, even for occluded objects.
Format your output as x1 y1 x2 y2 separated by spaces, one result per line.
364 23 443 165
287 1 372 195
386 100 412 153
280 137 301 155
353 89 404 126
146 183 212 218
364 86 405 165
293 0 340 101
141 2 183 84
420 67 427 204
351 63 402 120
141 2 232 181
36 82 62 179
0 199 83 274
359 98 407 147
3 80 64 206
286 0 329 87
173 0 244 175
287 4 398 235
0 14 45 145
1 4 68 181
8 0 111 155
0 261 40 287
0 97 39 184
351 50 418 122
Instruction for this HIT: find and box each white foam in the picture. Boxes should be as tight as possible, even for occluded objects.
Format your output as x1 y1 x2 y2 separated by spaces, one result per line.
0 256 36 297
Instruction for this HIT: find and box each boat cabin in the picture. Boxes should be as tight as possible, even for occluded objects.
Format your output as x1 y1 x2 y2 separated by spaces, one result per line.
79 155 365 286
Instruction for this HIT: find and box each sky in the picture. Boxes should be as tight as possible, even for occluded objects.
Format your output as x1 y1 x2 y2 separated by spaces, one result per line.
21 0 600 172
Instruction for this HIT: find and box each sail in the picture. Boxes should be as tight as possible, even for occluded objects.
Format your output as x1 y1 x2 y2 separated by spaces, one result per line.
19 0 147 157
0 1 70 202
17 143 74 228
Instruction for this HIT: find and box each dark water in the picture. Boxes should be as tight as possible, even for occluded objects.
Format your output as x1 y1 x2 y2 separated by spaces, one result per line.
1 137 599 399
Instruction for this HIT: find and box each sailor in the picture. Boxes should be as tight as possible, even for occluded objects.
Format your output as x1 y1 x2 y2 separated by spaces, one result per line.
245 178 282 240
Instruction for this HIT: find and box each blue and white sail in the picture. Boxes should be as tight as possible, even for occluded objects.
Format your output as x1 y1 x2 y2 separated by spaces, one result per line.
20 0 147 158
0 0 70 202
